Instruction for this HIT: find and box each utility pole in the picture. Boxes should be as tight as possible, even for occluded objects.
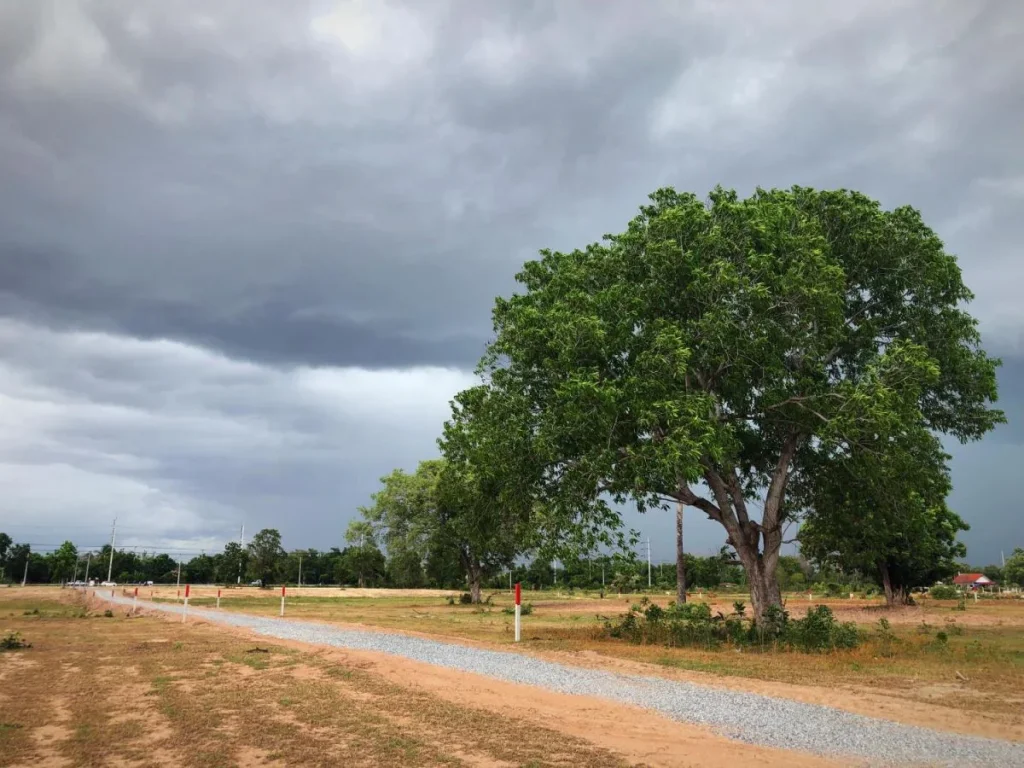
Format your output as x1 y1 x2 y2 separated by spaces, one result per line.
176 557 181 589
298 552 303 587
84 554 91 585
22 556 29 586
1002 551 1007 568
237 524 244 584
106 516 117 583
647 538 652 589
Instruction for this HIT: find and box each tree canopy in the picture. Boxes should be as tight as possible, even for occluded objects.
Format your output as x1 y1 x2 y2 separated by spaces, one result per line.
478 185 1002 617
797 425 967 605
247 528 284 586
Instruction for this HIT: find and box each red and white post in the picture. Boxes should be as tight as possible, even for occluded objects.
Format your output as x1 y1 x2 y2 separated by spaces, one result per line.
280 585 286 617
133 586 138 615
182 584 190 624
514 582 522 643
216 588 221 609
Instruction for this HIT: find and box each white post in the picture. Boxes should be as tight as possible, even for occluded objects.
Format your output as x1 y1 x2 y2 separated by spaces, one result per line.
216 588 221 609
182 584 190 623
514 582 521 643
280 585 286 617
133 586 138 615
106 516 117 583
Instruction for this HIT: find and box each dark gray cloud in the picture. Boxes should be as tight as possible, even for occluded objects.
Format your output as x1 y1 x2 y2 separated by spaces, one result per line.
0 1 1021 563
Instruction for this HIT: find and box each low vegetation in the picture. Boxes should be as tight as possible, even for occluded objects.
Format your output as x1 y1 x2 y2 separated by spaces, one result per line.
0 593 630 768
605 599 859 653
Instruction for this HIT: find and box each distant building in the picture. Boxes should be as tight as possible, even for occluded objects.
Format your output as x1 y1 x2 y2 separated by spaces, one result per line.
952 573 995 590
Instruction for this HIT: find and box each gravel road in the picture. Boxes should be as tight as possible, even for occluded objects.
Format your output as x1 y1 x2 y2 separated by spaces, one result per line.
99 592 1023 766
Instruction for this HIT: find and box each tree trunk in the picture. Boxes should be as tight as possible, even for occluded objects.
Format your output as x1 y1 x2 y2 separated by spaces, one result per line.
879 562 910 607
469 563 483 604
733 540 782 621
880 562 894 608
675 501 686 604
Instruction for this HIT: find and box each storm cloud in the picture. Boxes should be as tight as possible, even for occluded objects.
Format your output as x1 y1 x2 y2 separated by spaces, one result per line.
1 1 1021 562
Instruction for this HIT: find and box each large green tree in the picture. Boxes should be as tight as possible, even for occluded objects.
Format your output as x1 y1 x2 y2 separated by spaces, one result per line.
797 426 967 606
343 521 386 587
49 541 79 583
247 528 284 586
481 186 1002 618
1004 549 1024 589
0 532 11 581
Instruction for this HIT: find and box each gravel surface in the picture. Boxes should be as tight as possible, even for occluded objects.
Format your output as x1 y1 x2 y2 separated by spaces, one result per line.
99 592 1023 766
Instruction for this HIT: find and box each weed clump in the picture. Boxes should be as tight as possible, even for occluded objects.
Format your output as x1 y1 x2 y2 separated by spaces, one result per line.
929 585 958 600
604 599 860 653
1 631 31 650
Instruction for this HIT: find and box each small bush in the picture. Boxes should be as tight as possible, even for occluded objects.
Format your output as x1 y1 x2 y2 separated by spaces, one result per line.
1 631 30 650
875 617 899 657
459 593 473 605
103 610 114 618
929 585 958 600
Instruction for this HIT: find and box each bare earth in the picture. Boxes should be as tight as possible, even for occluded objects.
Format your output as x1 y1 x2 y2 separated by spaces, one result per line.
4 586 1023 766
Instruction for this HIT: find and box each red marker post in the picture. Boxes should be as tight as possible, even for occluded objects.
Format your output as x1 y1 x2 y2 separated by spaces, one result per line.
514 582 522 643
216 588 222 610
133 586 138 616
182 584 190 624
280 585 286 617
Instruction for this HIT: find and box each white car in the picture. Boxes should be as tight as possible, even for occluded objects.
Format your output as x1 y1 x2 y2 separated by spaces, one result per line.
100 581 117 587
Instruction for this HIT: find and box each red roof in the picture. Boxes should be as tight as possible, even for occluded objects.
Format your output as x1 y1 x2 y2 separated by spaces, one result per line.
952 573 990 585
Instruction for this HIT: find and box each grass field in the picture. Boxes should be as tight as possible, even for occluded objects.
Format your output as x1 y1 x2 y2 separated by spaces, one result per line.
139 584 1024 720
0 591 635 768
4 585 1022 767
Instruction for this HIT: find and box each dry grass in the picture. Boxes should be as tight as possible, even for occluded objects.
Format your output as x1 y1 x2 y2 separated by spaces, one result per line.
0 591 633 768
135 586 1024 720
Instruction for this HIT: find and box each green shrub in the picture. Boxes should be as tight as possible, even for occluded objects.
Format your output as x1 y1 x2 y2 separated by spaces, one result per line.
501 602 533 616
1 631 30 650
929 585 958 600
459 593 473 605
603 601 859 653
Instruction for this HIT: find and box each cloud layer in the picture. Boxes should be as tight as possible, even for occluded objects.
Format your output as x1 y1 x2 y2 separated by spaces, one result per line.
0 1 1020 562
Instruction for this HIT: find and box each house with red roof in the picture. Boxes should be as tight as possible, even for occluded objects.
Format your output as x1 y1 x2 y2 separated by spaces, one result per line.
952 573 995 591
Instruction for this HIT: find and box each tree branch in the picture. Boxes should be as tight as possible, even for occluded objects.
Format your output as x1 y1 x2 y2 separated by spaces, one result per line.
763 431 802 531
677 483 723 524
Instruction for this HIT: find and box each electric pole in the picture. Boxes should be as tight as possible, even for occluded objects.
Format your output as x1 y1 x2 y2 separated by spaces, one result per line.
106 516 117 583
647 537 652 588
298 552 303 587
176 557 181 589
84 553 91 585
22 556 29 586
237 524 244 584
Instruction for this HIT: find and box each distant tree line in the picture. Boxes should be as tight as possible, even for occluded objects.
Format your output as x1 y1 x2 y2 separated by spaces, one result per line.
5 530 1019 595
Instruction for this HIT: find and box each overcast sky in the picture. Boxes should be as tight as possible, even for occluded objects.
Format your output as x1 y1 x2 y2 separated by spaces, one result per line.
1 1 1021 565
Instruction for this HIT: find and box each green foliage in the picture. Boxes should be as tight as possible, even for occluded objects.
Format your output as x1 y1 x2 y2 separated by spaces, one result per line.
797 423 968 605
247 529 285 586
929 584 959 600
1 631 30 650
875 617 899 657
1004 548 1024 588
604 600 858 653
475 184 1002 618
